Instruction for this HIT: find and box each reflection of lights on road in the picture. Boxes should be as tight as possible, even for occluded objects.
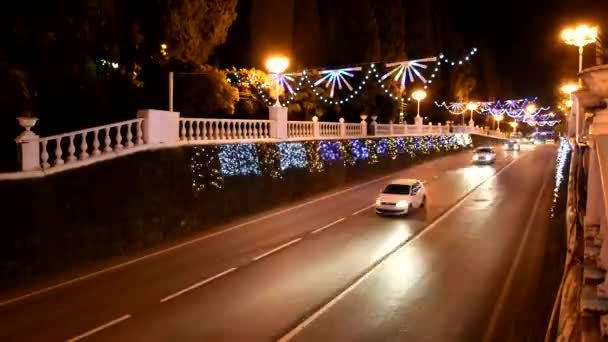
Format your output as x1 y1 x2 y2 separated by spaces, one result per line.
463 165 495 187
550 137 571 218
371 228 410 264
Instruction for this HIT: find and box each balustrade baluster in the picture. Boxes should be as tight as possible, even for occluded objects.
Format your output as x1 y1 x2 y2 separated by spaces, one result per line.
201 121 207 140
220 121 225 140
54 137 64 165
196 121 202 140
92 129 101 155
180 121 187 141
126 123 134 147
41 140 50 169
67 135 77 163
263 122 269 138
187 121 193 141
114 126 123 151
80 132 89 159
136 121 144 145
104 128 112 153
236 122 241 139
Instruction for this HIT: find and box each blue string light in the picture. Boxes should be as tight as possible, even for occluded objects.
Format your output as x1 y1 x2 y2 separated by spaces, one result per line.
278 142 308 171
218 143 261 176
352 139 369 161
319 140 342 161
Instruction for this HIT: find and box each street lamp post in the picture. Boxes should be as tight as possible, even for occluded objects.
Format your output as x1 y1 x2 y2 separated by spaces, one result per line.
509 121 518 133
494 114 504 132
412 90 427 118
561 25 598 82
265 56 290 107
466 102 478 127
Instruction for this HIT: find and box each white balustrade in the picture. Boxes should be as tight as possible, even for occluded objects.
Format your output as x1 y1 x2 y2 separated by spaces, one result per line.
38 118 144 170
375 124 391 136
345 123 362 137
179 118 272 142
288 121 314 138
319 122 340 137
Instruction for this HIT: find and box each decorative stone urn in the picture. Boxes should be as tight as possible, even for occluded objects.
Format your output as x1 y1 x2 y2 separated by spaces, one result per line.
16 116 39 142
360 114 368 122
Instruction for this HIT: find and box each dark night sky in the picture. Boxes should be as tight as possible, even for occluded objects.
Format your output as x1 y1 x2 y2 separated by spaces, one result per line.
216 0 608 104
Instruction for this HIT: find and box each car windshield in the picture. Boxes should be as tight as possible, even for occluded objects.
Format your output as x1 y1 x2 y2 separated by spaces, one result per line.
475 148 493 153
383 184 411 195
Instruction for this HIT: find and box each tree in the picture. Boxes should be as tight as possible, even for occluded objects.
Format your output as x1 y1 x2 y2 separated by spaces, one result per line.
174 65 239 117
164 0 238 66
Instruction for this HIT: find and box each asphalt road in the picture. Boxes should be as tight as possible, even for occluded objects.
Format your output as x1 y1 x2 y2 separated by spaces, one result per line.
0 144 559 342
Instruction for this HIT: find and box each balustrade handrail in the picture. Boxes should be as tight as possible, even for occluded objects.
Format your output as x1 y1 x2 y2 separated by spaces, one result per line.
39 118 143 142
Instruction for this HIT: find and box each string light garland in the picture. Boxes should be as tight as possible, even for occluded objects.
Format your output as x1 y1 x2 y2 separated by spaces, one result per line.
304 141 324 173
257 143 282 178
231 48 479 107
352 139 370 162
218 143 261 177
191 135 473 192
339 140 355 166
278 142 308 171
189 146 224 191
366 139 379 164
319 140 342 162
377 138 390 155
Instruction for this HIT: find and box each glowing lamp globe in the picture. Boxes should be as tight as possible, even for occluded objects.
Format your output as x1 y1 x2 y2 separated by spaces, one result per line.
561 25 598 46
494 114 504 122
560 83 580 94
565 99 573 108
266 56 289 74
412 90 427 101
509 122 518 128
466 102 478 111
525 104 537 115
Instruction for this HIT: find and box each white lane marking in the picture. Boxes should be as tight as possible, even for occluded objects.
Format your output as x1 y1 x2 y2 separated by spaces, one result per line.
352 204 374 216
1 156 456 307
312 218 346 234
160 267 238 303
481 160 553 342
278 156 521 342
65 314 131 342
252 238 303 262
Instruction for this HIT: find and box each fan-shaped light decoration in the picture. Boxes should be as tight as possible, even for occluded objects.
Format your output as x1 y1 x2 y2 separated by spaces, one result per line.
382 57 437 92
314 67 362 98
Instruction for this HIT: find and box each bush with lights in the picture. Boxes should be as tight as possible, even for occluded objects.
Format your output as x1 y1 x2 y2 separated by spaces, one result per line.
190 134 473 191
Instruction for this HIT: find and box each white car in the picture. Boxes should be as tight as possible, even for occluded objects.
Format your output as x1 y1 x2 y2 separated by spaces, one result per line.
472 147 496 164
375 179 427 216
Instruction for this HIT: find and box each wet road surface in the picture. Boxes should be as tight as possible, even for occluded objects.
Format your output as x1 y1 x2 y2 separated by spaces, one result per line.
0 145 559 341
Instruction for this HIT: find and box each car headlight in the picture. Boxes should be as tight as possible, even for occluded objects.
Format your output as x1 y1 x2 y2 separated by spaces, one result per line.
375 199 381 206
396 200 409 208
473 154 479 161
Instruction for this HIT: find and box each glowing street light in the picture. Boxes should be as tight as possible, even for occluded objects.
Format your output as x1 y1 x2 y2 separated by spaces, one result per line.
466 101 478 126
494 114 504 132
412 90 427 118
525 103 537 115
509 121 518 133
561 24 598 76
565 99 573 108
560 83 580 94
266 56 290 106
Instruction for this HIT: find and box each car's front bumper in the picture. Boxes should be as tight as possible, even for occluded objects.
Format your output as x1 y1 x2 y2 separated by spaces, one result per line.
473 159 495 164
375 206 409 215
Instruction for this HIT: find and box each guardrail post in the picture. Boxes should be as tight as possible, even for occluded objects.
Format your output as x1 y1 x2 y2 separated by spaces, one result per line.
339 118 346 137
438 122 443 134
268 106 288 139
137 109 180 144
312 116 320 138
389 120 394 135
16 117 41 171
